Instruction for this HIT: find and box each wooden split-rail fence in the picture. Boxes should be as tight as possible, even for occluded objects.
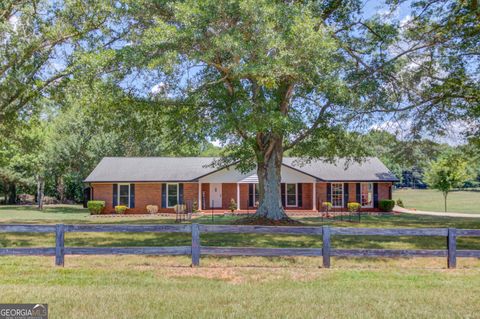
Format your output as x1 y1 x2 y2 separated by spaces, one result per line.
0 224 479 268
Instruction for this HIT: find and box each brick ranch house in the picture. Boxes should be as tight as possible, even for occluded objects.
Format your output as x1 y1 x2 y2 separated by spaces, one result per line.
84 157 398 214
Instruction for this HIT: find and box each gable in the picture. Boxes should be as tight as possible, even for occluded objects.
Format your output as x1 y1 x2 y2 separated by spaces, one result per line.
198 165 316 183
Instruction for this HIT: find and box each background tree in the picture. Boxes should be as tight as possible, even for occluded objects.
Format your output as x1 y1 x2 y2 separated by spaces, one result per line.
0 0 116 125
424 152 473 212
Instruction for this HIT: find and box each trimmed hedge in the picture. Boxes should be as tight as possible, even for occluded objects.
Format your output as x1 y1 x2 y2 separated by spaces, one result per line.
347 202 361 212
379 199 395 212
87 201 105 215
115 205 128 214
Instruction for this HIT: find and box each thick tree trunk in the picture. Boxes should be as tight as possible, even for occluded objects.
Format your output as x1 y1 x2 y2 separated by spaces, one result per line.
253 139 289 220
57 175 65 203
2 181 7 205
37 177 45 210
443 192 448 212
7 183 16 204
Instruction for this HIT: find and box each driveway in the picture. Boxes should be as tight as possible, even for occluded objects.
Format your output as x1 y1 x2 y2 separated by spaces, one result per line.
394 206 480 218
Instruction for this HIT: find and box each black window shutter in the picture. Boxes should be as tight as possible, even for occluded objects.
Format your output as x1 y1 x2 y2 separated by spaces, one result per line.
130 184 135 208
248 184 254 207
297 183 303 207
161 184 166 208
373 183 379 208
112 184 118 208
83 187 91 208
389 184 392 199
179 183 184 204
281 183 285 207
326 183 331 203
356 183 361 203
344 183 349 207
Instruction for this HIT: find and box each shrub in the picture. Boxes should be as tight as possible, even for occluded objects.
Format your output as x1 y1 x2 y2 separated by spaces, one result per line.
115 205 128 214
146 205 158 214
174 204 186 213
228 198 237 212
396 198 404 208
322 202 332 211
379 199 395 212
347 202 361 213
192 200 198 212
87 201 105 215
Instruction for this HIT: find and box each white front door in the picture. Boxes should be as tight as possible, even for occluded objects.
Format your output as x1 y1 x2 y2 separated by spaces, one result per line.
210 183 222 208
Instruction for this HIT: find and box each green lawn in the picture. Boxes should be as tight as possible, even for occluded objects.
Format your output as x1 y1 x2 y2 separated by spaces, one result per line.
0 204 90 220
1 205 480 251
1 205 480 318
0 256 479 318
393 189 480 214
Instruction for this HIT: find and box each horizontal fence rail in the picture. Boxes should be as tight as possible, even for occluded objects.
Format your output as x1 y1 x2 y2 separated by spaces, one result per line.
0 224 479 268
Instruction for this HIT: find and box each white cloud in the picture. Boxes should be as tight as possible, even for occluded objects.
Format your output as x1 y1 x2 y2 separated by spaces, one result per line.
211 139 222 147
150 82 167 95
375 7 401 23
9 15 19 31
400 14 413 28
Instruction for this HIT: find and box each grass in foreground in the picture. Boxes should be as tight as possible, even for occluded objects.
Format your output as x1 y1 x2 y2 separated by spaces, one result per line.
0 256 479 319
393 189 480 214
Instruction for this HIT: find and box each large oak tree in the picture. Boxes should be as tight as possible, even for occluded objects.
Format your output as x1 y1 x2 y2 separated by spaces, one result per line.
95 0 478 220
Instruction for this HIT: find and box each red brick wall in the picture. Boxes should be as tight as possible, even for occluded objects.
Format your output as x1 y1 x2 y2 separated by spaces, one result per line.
184 183 199 207
238 183 314 210
316 183 327 205
378 183 392 200
92 182 202 214
134 183 161 213
91 182 390 213
222 183 237 209
91 184 113 212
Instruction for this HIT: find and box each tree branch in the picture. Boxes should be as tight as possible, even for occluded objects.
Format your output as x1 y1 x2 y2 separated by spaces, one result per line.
284 101 332 150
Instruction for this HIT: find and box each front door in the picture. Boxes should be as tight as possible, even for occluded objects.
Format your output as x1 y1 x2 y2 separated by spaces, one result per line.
210 183 222 208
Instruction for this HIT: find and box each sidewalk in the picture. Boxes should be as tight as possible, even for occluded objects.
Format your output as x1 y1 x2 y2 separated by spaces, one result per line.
393 206 480 218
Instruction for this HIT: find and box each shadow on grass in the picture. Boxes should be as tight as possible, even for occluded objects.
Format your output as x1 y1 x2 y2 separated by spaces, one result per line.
1 212 480 251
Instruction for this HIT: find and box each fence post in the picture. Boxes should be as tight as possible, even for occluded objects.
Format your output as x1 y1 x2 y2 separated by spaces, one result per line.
447 227 456 269
211 200 214 223
322 226 331 268
191 223 200 266
55 224 65 266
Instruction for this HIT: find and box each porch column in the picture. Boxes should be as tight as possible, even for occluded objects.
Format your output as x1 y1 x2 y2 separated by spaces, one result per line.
313 182 317 211
236 183 240 210
198 182 202 211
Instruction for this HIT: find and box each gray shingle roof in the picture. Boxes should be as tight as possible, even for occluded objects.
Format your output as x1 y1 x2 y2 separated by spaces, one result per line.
84 157 219 182
283 157 398 182
84 156 399 183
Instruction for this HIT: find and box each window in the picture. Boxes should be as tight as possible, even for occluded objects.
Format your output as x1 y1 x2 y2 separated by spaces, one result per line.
331 183 343 207
118 184 130 207
249 184 259 207
285 183 297 207
361 183 373 207
167 183 179 208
